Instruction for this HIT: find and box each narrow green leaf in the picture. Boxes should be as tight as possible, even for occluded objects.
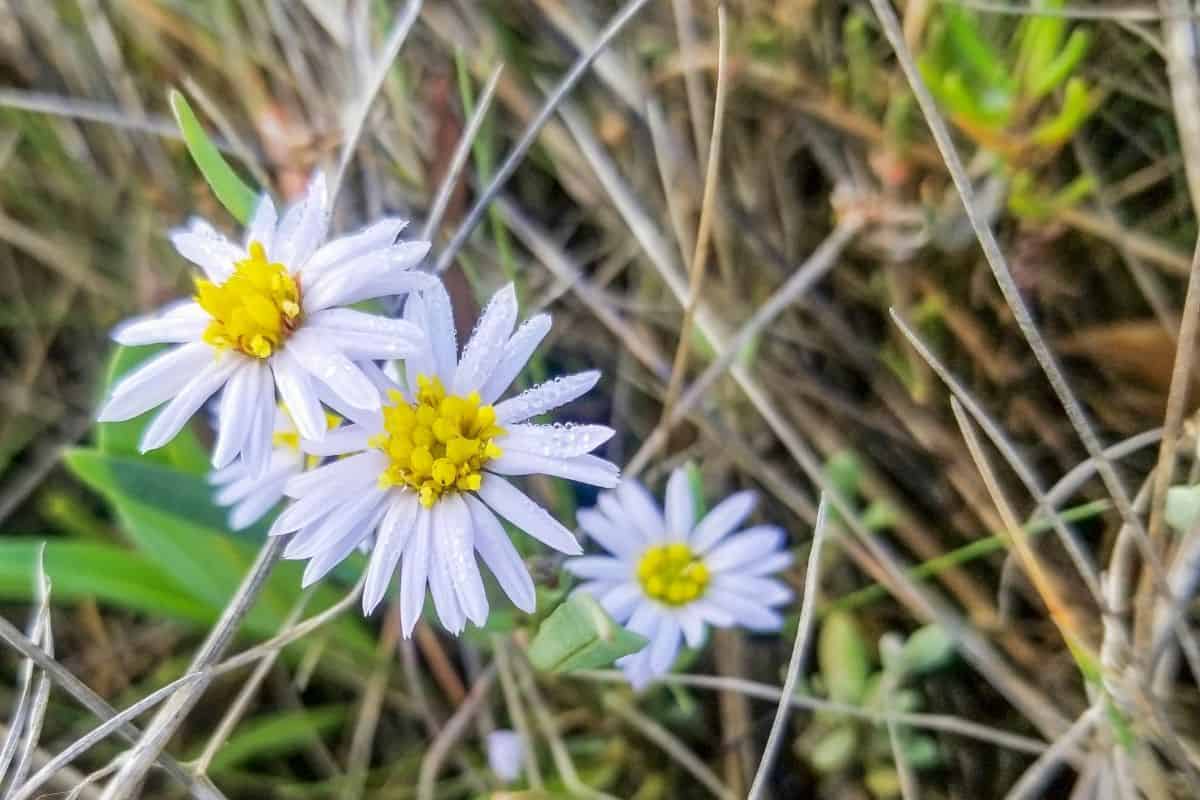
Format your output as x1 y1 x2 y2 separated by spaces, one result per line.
1029 29 1091 100
64 448 375 657
0 537 213 623
685 461 707 520
819 610 871 705
528 594 647 673
169 89 258 224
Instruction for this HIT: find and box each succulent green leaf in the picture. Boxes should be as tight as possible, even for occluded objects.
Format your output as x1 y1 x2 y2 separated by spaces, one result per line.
819 610 871 705
1165 485 1200 534
899 625 956 675
809 724 858 773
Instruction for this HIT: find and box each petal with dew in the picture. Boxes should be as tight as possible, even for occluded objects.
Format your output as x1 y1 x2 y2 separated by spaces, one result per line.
363 492 419 614
453 283 517 395
466 494 536 613
436 494 488 627
494 370 600 425
286 329 379 411
476 475 582 555
487 451 619 488
139 356 240 452
479 313 551 404
400 510 433 637
98 343 213 422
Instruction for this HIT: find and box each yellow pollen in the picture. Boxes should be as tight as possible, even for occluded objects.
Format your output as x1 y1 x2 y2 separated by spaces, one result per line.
371 375 505 507
195 241 301 359
636 543 710 606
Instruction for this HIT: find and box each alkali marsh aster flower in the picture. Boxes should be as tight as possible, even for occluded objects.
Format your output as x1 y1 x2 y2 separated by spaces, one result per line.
566 468 793 688
271 282 620 635
98 172 430 475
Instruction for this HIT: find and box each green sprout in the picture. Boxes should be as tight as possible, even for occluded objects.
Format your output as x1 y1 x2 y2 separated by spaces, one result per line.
918 0 1101 219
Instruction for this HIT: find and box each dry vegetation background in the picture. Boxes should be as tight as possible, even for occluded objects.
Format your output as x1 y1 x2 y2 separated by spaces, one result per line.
1 0 1200 798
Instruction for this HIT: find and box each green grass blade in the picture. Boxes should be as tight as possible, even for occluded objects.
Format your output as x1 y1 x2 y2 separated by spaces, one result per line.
169 89 258 224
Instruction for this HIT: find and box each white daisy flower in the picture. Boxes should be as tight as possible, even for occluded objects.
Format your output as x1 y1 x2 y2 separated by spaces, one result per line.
565 468 794 689
209 407 339 531
97 171 432 476
270 281 620 636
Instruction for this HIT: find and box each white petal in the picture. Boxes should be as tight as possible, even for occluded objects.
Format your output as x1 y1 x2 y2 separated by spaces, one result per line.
677 607 707 648
246 194 277 251
229 479 288 530
329 269 436 309
494 370 600 425
284 450 385 499
689 599 735 628
487 451 619 488
113 302 208 346
689 491 759 553
664 468 695 541
577 508 640 559
97 343 212 421
285 329 380 411
427 534 465 634
435 494 488 627
648 616 682 675
302 217 408 280
285 487 384 560
240 380 276 478
276 171 328 268
712 575 793 606
704 526 787 573
564 556 629 582
215 451 298 505
212 362 264 468
742 551 795 577
301 425 372 457
301 242 430 312
305 308 424 360
272 350 325 440
139 356 240 452
500 423 614 459
400 510 433 637
170 223 241 282
480 313 551 404
422 281 459 383
704 589 783 632
301 500 384 588
466 494 536 613
476 475 582 555
616 480 667 543
402 292 437 389
596 582 642 621
363 493 419 614
453 283 518 395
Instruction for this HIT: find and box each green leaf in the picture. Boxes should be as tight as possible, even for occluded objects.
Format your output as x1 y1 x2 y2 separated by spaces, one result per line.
819 610 871 705
865 766 902 798
899 625 955 675
198 705 348 773
169 89 259 224
64 448 374 657
528 593 647 673
97 346 210 475
809 724 858 773
1165 485 1200 534
1030 77 1098 147
0 537 213 623
901 734 941 769
824 451 863 502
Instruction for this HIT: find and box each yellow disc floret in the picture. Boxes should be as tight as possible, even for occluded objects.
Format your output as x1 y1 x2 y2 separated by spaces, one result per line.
636 543 710 606
371 374 505 508
195 241 301 359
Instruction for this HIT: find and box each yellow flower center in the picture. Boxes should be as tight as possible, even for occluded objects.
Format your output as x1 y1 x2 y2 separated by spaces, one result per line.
195 241 301 359
370 375 505 508
273 408 341 470
637 543 710 606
